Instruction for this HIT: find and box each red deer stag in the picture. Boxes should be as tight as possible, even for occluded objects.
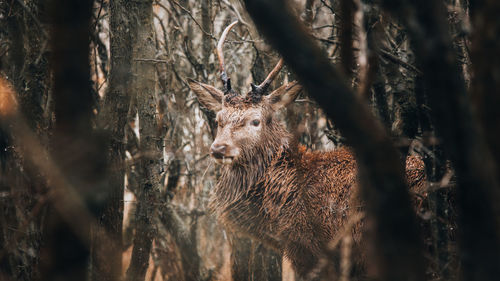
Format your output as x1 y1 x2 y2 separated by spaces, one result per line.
189 21 426 278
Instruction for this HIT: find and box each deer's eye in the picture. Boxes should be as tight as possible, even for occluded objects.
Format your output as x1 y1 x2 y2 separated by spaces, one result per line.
251 119 260 127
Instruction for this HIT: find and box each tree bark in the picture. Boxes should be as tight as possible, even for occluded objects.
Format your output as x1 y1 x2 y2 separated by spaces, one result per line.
159 204 203 281
243 1 425 280
91 0 134 280
125 0 160 280
201 0 212 67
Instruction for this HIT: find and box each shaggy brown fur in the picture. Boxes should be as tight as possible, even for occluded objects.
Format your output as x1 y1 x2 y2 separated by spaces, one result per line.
189 79 426 277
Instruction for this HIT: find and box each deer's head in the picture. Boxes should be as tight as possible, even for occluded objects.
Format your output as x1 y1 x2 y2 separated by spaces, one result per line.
189 21 302 165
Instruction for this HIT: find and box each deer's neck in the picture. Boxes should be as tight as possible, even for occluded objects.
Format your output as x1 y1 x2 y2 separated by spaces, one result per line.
213 133 293 211
224 144 286 190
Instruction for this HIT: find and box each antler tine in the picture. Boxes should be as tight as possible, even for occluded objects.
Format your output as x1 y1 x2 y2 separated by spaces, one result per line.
250 58 284 96
217 20 238 94
259 58 284 90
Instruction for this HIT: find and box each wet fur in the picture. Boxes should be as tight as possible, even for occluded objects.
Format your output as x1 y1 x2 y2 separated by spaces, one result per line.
190 79 426 277
209 115 425 276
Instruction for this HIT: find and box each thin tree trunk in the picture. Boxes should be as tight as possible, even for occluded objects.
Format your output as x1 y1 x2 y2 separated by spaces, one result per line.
125 0 160 280
415 73 453 280
201 0 212 67
160 204 203 281
91 0 134 280
231 237 282 281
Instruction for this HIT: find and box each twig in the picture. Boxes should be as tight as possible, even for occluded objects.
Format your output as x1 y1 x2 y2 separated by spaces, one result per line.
221 0 251 28
313 24 336 30
134 58 170 63
379 48 422 74
319 0 335 14
92 0 105 32
166 0 216 40
14 0 48 38
183 36 204 73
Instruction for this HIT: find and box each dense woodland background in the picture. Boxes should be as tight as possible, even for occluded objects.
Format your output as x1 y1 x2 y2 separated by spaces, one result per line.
1 0 500 280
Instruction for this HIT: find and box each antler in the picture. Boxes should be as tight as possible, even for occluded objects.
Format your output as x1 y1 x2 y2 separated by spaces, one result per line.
217 20 238 94
250 58 284 96
217 21 284 98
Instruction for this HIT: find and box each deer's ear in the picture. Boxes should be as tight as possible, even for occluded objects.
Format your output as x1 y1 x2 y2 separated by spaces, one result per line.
267 81 302 111
189 79 224 112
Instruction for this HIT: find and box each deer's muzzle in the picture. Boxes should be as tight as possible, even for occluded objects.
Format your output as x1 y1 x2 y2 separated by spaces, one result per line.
210 143 227 158
210 142 236 164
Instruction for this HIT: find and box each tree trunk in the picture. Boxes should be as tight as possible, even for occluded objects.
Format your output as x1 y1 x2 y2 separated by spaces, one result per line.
231 237 282 281
125 0 160 280
91 0 134 280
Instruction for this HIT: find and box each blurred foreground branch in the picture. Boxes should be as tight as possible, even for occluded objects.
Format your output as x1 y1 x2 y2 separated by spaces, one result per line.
379 1 500 280
243 1 425 280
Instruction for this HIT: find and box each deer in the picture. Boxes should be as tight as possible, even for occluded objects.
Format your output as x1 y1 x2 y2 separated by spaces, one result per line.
189 21 426 278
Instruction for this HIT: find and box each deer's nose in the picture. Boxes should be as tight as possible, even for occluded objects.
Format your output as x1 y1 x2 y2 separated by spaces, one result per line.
210 143 227 159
